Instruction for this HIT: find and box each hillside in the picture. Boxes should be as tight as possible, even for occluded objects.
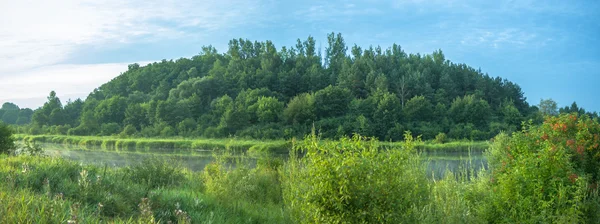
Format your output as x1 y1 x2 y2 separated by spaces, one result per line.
25 33 546 140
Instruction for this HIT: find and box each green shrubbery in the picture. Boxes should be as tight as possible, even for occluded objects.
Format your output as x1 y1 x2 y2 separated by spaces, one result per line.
282 133 430 223
484 113 600 223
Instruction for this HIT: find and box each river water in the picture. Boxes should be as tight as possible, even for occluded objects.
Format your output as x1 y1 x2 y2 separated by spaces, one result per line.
43 143 488 180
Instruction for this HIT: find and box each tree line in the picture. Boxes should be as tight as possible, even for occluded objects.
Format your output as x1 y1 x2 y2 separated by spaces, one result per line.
5 33 599 140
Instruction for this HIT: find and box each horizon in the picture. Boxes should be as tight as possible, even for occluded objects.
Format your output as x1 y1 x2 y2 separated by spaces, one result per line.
1 0 599 112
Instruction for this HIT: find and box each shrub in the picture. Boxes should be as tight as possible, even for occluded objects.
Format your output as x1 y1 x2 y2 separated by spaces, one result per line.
281 133 430 223
434 132 447 144
203 152 282 205
119 124 137 137
485 113 600 223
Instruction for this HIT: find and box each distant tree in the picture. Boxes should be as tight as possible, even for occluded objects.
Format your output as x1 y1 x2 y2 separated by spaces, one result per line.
1 109 18 124
16 108 33 125
1 102 19 111
254 97 284 123
32 91 64 126
314 85 352 119
372 91 402 140
538 98 559 116
284 93 315 124
404 95 433 122
0 122 15 154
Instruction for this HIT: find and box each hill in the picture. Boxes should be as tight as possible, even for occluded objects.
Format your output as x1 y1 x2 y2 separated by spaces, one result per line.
21 33 556 140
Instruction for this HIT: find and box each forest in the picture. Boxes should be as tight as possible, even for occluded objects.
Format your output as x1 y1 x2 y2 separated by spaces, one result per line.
3 33 599 141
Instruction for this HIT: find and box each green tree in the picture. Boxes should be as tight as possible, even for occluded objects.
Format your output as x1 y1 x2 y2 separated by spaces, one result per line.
538 98 558 116
372 91 402 140
32 91 64 126
314 85 352 119
0 122 15 154
284 93 315 124
254 96 284 123
404 95 433 122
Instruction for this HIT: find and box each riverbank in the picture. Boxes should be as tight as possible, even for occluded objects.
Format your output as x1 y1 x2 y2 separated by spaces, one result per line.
14 134 489 155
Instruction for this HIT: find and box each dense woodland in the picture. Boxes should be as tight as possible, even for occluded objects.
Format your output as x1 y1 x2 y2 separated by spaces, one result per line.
4 33 599 140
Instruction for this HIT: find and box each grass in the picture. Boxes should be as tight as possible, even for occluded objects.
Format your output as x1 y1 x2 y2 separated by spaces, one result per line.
0 154 288 223
14 134 490 155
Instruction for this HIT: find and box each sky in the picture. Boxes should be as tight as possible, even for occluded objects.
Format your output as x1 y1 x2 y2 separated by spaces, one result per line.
0 0 599 112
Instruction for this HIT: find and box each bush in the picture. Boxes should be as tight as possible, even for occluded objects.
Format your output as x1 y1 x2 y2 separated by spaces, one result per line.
203 154 282 205
281 133 430 223
119 124 137 137
485 113 600 223
434 132 447 144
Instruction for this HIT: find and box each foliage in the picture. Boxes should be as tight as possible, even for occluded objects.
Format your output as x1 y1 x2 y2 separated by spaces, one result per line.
281 133 430 223
434 132 447 144
203 151 282 205
12 33 572 141
485 113 600 223
0 122 15 154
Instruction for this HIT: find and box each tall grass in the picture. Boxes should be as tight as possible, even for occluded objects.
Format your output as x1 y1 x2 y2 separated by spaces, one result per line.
14 134 487 155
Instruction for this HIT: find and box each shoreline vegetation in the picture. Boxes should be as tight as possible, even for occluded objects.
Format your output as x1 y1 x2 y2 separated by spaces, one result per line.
14 134 489 155
0 113 599 223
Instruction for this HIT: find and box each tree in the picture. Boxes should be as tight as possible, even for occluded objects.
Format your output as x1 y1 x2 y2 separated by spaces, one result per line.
538 98 558 116
254 97 284 123
284 93 315 124
0 122 15 154
404 96 433 122
314 85 352 119
32 91 64 126
372 91 402 140
1 109 18 124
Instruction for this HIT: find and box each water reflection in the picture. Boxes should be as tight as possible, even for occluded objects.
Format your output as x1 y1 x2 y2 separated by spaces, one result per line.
44 143 489 180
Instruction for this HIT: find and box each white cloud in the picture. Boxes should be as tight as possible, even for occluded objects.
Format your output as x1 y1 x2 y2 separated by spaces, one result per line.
460 28 540 49
0 0 270 75
0 62 152 109
0 0 273 108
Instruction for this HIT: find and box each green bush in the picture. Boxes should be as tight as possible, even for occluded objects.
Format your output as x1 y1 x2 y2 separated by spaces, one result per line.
203 152 282 205
485 113 600 223
281 133 430 223
434 132 447 144
119 124 137 137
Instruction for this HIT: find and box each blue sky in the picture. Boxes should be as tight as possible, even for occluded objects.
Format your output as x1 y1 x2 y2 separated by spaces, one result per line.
1 0 599 112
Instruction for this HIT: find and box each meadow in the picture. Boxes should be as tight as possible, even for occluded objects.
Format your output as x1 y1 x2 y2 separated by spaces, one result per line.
1 113 599 223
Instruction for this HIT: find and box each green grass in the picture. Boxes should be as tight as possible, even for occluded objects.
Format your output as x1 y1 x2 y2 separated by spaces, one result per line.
0 154 288 223
14 134 489 156
14 134 291 156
